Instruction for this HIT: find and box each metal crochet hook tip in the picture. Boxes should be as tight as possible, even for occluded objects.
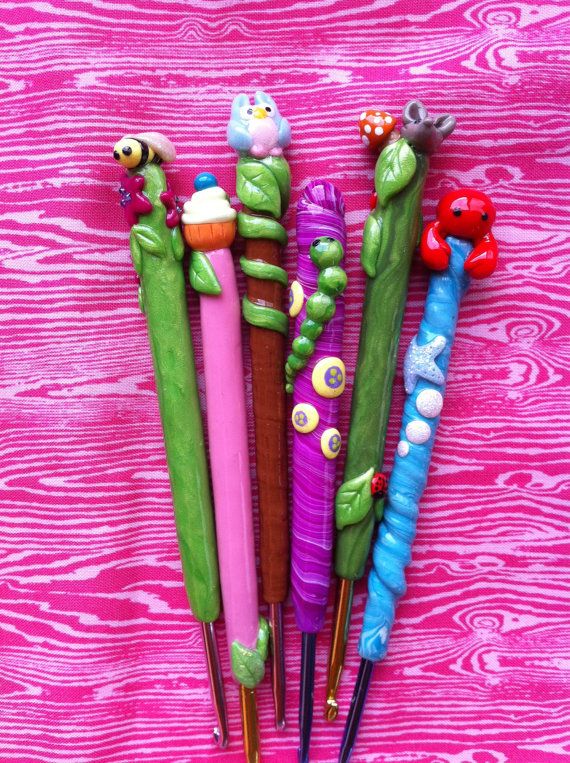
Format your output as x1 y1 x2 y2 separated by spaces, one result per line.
270 602 286 730
298 632 317 763
338 658 374 763
325 697 338 722
325 578 354 721
240 684 260 763
200 621 229 748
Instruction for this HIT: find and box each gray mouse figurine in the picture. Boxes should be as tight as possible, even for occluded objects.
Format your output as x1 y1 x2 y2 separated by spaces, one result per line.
401 99 456 154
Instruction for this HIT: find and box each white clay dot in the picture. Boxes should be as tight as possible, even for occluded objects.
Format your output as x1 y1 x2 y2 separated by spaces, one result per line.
397 440 409 457
360 111 367 120
364 124 372 134
361 135 369 145
375 111 381 116
405 420 432 445
374 126 383 135
416 388 444 419
385 116 393 124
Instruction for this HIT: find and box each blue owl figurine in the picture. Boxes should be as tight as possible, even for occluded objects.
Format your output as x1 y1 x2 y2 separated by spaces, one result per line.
227 91 291 159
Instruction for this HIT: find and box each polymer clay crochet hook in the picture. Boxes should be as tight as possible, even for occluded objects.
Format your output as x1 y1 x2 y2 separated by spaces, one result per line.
227 91 292 729
326 102 456 720
182 174 267 763
339 189 498 762
112 134 228 747
287 181 348 763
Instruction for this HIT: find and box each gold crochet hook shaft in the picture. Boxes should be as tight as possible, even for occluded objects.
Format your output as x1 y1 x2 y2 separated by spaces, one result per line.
325 578 354 721
240 685 260 763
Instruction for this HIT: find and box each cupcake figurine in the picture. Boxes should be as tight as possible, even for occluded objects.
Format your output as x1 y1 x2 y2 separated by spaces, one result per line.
182 173 237 252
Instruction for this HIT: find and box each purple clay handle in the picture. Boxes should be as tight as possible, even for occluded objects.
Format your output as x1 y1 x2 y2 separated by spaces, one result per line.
289 180 347 634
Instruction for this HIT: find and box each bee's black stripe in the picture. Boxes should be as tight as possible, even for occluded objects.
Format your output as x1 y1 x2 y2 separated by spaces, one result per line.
137 140 149 168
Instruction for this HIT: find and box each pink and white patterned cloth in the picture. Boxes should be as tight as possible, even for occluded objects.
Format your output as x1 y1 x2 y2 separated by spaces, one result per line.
1 1 569 761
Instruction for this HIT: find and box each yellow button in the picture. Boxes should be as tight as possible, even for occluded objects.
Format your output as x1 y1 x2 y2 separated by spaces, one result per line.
292 403 319 433
289 280 304 318
321 428 342 459
312 357 346 398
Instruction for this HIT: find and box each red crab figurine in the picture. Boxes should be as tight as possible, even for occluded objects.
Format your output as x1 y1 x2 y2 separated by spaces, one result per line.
420 189 498 279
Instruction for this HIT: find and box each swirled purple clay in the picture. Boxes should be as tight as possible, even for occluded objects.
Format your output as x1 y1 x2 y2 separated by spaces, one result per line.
288 180 347 634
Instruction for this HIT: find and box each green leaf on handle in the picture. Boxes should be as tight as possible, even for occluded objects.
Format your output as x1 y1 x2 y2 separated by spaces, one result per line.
236 159 281 218
374 495 385 522
260 155 291 213
129 230 143 275
131 223 165 257
376 138 417 208
256 616 269 662
335 467 375 530
189 250 221 295
360 213 383 278
171 226 185 261
231 617 269 688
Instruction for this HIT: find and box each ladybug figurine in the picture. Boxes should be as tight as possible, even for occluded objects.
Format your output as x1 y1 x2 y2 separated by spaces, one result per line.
371 471 388 499
420 188 498 279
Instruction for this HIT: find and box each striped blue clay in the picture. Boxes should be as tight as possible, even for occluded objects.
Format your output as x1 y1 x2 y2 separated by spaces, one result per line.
359 235 485 662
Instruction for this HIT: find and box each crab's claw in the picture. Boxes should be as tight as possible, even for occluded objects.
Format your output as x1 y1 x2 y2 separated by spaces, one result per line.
463 232 498 279
419 219 451 271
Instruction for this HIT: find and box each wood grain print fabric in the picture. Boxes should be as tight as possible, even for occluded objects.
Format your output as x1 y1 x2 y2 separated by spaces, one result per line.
1 1 569 761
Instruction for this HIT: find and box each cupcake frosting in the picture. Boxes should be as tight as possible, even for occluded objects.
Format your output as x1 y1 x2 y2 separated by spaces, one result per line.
182 185 237 225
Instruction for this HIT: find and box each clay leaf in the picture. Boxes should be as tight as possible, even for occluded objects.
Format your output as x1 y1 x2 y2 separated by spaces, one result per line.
171 226 185 261
131 223 165 257
230 619 268 690
237 159 281 218
360 213 383 278
189 250 222 295
376 138 417 208
335 466 375 530
260 155 291 213
129 232 143 275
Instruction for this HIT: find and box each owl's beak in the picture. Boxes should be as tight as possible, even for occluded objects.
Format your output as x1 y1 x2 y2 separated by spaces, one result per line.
253 107 268 119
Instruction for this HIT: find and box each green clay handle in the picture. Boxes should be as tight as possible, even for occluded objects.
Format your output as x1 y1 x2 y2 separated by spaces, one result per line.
334 154 429 581
117 158 220 623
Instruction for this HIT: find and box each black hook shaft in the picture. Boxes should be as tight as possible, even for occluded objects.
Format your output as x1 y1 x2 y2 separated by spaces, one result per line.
338 658 375 763
298 632 317 763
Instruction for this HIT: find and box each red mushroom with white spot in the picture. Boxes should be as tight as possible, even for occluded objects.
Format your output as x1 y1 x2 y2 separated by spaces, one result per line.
358 109 397 152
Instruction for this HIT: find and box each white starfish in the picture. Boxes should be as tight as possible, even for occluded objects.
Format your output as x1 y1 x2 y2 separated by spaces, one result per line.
403 335 447 394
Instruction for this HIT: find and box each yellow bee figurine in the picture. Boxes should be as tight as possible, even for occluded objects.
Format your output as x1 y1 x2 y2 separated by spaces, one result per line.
113 131 176 170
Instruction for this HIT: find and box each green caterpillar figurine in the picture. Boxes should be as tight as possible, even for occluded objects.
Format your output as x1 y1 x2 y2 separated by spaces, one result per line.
285 237 347 393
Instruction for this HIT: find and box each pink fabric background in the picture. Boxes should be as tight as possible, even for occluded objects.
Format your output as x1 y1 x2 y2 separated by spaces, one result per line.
1 1 569 761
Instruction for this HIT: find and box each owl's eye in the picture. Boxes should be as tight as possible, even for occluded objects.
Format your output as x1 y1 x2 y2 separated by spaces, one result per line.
264 105 273 114
239 106 254 120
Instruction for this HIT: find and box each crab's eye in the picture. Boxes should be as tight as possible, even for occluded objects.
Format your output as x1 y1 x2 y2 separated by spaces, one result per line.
453 208 462 217
481 212 489 221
